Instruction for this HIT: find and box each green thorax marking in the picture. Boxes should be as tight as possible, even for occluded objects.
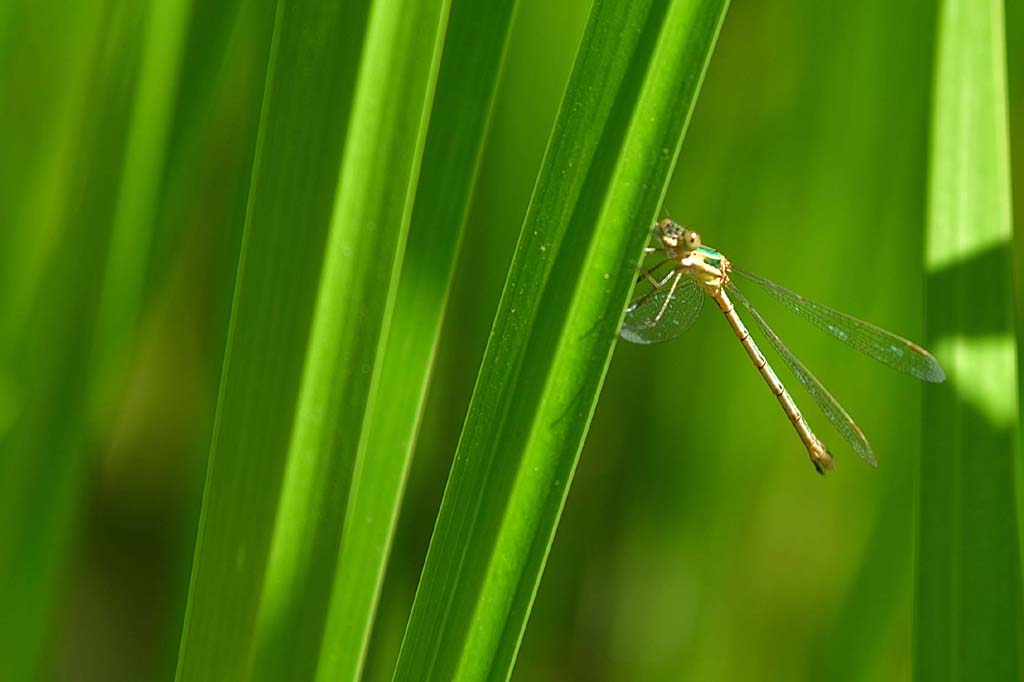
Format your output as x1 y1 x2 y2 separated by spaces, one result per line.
697 245 722 269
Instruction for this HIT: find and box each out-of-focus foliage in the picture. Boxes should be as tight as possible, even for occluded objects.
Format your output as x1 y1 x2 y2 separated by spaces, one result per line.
0 0 1019 680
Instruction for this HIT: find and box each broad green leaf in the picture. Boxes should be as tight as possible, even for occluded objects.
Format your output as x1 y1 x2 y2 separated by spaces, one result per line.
314 0 519 679
248 0 451 678
153 3 280 675
174 0 370 677
393 1 730 679
916 0 1021 679
175 0 451 679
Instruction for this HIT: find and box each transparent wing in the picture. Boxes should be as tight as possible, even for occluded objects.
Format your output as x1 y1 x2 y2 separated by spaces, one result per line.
728 282 877 466
620 273 704 345
731 266 945 383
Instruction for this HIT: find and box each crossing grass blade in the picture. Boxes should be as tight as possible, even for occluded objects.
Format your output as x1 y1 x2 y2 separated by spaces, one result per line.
915 0 1021 679
392 1 730 679
313 0 519 679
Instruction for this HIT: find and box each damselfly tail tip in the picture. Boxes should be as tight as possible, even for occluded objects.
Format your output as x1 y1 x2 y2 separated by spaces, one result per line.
810 442 834 475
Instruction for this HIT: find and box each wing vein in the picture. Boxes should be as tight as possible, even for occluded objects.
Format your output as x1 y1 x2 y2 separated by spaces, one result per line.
731 266 945 383
620 272 704 345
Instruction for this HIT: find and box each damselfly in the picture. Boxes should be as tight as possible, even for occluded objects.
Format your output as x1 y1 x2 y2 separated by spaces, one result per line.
621 219 945 474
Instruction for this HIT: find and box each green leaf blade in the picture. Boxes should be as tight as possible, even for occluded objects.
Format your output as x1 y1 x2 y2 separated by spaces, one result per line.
916 0 1021 680
313 0 519 679
174 1 370 677
245 0 452 679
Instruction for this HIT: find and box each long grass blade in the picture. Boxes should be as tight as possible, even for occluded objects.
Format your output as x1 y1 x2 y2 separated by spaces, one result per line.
174 0 374 677
246 1 451 676
313 0 518 679
915 0 1021 679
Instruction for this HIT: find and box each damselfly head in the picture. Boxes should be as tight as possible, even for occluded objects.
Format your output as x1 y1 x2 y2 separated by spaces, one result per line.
655 219 701 252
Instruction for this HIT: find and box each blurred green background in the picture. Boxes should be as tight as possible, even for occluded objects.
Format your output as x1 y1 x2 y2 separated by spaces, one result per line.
1 0 1021 680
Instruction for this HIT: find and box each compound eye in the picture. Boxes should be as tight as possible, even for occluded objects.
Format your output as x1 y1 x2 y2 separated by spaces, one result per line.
683 230 702 250
656 219 680 247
